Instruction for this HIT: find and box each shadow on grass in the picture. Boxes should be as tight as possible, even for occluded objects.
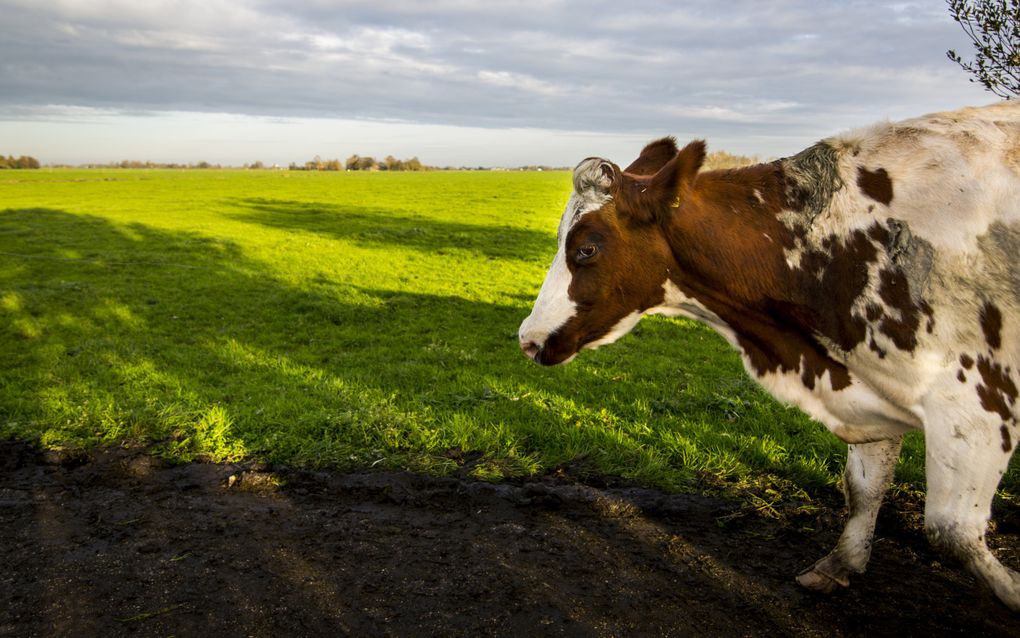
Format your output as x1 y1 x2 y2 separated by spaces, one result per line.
226 197 555 262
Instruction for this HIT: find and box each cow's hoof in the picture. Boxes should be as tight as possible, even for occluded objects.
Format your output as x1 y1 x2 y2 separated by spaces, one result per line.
796 565 850 593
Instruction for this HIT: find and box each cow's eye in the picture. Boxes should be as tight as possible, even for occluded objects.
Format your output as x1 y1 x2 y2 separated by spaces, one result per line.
577 243 599 262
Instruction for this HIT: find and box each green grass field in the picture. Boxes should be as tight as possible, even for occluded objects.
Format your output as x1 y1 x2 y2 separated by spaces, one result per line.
2 169 1017 501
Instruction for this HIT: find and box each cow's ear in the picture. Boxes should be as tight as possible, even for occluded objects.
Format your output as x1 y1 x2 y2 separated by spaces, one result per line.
623 137 679 176
615 139 705 223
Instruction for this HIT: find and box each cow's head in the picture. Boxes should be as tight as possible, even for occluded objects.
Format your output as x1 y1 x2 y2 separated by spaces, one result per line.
519 138 706 365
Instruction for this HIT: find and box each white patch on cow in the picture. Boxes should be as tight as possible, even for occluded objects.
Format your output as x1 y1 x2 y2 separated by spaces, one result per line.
518 247 576 347
648 280 741 348
518 161 612 350
750 362 921 443
753 188 765 205
782 234 807 269
583 311 643 350
820 103 1020 257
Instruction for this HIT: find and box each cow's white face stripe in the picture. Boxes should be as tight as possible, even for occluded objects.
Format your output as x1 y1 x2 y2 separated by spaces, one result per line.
519 185 611 347
518 247 575 345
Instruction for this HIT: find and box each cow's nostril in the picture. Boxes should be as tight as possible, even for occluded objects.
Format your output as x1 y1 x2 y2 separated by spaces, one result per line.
520 340 541 362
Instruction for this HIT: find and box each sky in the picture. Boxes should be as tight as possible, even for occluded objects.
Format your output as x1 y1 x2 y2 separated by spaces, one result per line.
0 0 995 167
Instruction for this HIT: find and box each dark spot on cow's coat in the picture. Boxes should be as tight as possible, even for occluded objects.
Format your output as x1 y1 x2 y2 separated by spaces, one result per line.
958 370 967 383
781 142 844 223
857 167 893 205
980 302 1003 350
865 303 883 322
884 220 935 302
976 355 1018 421
1001 424 1013 453
793 229 880 355
960 354 975 369
867 224 890 245
921 302 935 334
870 338 887 359
877 269 923 351
736 329 852 392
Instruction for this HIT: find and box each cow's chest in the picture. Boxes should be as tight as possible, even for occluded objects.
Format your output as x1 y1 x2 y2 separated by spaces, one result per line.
740 350 925 443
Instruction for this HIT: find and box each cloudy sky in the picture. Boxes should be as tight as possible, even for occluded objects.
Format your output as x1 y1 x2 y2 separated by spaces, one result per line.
0 0 994 167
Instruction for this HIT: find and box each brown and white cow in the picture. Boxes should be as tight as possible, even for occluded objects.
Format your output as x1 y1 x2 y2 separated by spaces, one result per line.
519 103 1020 609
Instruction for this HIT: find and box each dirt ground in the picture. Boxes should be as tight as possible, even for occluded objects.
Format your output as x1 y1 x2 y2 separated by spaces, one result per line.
2 441 1019 637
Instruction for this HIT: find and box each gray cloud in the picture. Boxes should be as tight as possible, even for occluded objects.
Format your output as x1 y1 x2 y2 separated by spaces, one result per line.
0 0 993 158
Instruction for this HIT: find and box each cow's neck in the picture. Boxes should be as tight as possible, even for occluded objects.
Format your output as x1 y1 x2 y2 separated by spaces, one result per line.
663 162 794 310
659 162 854 391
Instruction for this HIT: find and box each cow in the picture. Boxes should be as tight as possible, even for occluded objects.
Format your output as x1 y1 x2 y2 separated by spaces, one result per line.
518 103 1020 610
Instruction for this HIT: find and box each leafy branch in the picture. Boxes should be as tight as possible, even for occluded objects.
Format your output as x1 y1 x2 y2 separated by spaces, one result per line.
947 0 1020 99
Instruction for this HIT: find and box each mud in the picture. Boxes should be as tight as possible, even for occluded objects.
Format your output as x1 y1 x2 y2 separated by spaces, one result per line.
2 440 1018 637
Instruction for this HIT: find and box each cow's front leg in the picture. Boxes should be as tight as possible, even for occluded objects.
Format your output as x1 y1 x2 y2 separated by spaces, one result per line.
797 436 903 592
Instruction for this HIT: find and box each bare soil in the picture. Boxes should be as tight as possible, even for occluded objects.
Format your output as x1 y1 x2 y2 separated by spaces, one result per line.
2 440 1019 637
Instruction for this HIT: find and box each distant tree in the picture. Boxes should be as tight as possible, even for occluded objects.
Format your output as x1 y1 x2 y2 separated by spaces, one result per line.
0 155 40 169
383 155 403 171
355 156 378 171
404 157 423 171
947 0 1020 98
323 159 342 171
250 160 265 170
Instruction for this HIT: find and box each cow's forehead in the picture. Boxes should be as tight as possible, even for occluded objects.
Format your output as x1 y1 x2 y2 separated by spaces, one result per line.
557 157 613 244
558 187 611 245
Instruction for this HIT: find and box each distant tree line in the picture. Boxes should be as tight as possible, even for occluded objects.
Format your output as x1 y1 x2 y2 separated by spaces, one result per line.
78 160 223 169
2 150 760 172
0 155 41 169
286 155 428 171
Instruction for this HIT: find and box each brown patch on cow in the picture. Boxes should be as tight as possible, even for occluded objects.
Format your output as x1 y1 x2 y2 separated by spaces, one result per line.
654 162 858 392
1002 424 1013 453
975 355 1018 421
798 229 879 352
865 304 883 322
876 269 923 351
857 167 893 206
867 224 890 245
734 328 852 392
921 301 935 334
960 354 975 369
980 301 1003 350
623 137 679 176
614 140 706 224
958 370 967 383
870 338 887 359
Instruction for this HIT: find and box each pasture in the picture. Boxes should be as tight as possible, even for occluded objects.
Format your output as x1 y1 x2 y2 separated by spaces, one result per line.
1 168 1018 502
